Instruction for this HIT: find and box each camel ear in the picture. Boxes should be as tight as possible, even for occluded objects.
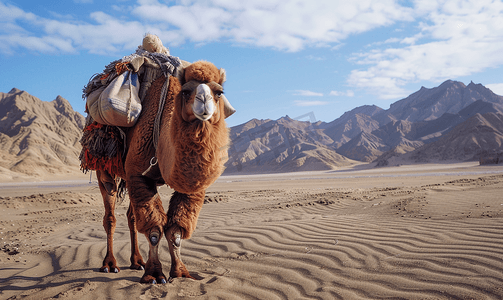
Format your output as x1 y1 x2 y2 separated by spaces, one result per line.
222 94 236 118
219 68 226 85
217 68 235 118
175 60 192 84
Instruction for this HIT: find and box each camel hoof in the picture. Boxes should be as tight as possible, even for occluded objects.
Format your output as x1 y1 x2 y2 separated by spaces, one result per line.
113 268 119 273
152 279 157 284
102 267 109 273
130 264 144 270
168 277 174 283
161 278 167 284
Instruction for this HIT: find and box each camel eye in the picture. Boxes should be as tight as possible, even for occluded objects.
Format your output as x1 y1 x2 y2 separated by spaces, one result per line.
215 91 223 98
181 90 191 99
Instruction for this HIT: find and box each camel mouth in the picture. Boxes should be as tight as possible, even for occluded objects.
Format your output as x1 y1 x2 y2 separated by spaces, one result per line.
194 113 212 122
192 84 216 121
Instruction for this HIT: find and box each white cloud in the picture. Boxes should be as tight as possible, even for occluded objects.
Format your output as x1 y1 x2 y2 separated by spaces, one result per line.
294 100 329 107
330 90 354 97
0 0 414 54
348 0 503 99
486 83 503 96
132 0 414 51
4 0 503 108
291 90 323 97
306 55 325 61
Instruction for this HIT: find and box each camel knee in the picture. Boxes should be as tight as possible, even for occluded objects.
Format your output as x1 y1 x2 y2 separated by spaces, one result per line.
130 200 167 237
97 170 118 196
166 192 204 239
103 213 117 234
127 205 137 228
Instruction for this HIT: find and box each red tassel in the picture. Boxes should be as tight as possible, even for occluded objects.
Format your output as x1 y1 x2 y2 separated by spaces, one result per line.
81 148 124 176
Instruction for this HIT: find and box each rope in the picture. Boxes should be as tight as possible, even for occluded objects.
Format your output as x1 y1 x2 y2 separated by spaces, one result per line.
153 76 170 150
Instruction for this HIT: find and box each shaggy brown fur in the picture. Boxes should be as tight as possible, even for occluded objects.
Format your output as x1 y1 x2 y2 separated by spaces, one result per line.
97 61 229 284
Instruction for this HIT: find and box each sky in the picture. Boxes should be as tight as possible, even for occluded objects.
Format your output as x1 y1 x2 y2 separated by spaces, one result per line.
1 0 503 127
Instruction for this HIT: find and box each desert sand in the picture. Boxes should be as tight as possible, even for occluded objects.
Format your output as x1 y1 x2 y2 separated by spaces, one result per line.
1 162 503 299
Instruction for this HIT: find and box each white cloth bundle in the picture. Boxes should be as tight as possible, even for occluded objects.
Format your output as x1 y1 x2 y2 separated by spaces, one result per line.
87 71 141 127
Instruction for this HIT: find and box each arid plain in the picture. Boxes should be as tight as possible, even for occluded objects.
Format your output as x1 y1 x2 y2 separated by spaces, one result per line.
1 162 502 300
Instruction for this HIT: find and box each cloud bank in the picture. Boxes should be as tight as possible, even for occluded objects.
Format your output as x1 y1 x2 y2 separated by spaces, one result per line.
2 0 503 100
348 0 503 99
294 100 329 107
0 0 412 54
292 90 324 97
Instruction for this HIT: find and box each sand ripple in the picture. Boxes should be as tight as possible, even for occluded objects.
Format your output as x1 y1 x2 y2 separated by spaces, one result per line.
1 174 503 299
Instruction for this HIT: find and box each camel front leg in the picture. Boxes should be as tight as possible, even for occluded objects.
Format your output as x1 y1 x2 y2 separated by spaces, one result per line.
166 224 193 281
140 227 168 284
96 170 120 273
128 175 168 284
164 191 205 280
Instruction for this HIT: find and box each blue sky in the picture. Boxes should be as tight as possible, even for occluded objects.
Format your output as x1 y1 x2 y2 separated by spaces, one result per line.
2 0 503 127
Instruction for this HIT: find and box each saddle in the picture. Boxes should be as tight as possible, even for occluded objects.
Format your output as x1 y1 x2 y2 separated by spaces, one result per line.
78 34 236 177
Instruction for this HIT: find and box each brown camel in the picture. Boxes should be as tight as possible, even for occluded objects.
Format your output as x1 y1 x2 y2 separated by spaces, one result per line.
96 61 230 283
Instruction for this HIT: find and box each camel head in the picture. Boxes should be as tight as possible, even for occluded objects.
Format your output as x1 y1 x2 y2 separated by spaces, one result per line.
177 61 233 124
158 60 232 194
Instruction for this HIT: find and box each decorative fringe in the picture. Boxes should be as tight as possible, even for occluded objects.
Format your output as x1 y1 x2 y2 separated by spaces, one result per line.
115 62 131 76
79 122 125 177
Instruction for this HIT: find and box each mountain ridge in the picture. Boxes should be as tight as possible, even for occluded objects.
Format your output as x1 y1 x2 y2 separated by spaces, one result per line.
2 79 503 178
0 88 85 180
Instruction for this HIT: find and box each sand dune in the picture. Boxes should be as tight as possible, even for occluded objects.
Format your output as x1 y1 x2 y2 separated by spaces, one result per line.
1 163 503 299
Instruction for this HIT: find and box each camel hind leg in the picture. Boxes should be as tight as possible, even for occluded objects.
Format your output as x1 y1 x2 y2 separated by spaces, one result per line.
127 203 146 270
97 170 146 273
96 170 120 273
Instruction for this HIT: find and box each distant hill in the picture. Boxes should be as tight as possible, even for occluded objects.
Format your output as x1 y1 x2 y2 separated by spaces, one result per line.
337 119 424 162
322 105 382 148
0 88 85 179
411 112 503 162
343 100 503 162
375 112 503 166
334 82 503 162
375 80 503 123
225 116 357 174
3 79 503 178
225 79 503 170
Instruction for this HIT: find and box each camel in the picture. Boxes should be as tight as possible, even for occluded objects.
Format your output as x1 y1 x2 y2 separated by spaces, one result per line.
94 60 231 284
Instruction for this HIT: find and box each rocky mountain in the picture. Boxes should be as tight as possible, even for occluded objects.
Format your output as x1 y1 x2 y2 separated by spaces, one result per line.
375 112 503 166
224 80 503 171
225 116 357 174
322 105 382 148
3 79 503 178
336 82 503 162
337 119 424 162
411 112 503 162
342 100 503 162
375 80 503 123
0 88 85 179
